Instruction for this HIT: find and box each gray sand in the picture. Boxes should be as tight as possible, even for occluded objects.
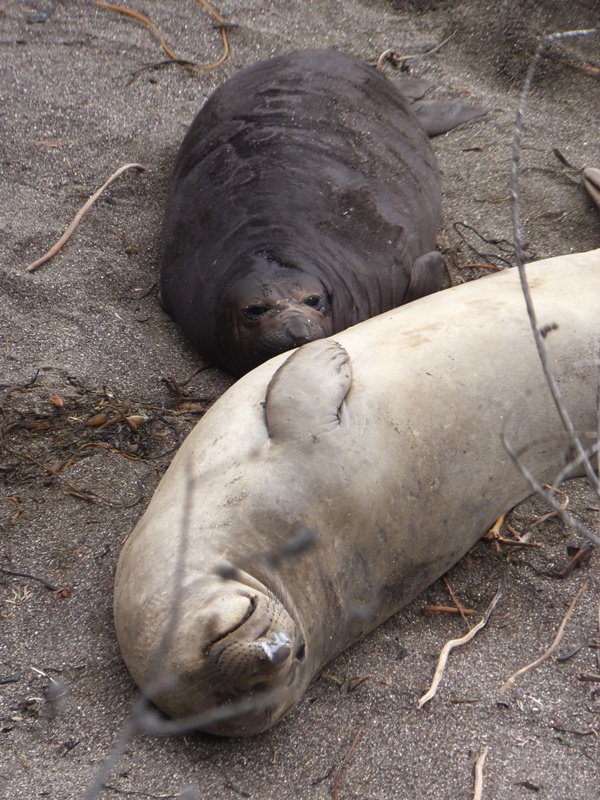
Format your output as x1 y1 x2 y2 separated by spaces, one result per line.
1 1 599 798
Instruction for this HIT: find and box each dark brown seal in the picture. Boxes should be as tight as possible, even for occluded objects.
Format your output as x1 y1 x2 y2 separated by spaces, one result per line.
160 49 482 375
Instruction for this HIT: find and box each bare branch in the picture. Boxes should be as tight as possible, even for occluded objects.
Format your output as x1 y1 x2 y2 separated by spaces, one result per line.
510 28 599 490
502 432 600 547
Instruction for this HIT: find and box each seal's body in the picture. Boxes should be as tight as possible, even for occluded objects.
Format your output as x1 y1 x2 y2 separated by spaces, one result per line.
160 49 482 375
115 250 600 735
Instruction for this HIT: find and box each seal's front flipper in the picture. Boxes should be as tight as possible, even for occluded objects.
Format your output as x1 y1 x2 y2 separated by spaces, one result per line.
265 341 352 442
583 167 600 213
394 77 434 100
412 100 486 136
405 251 445 303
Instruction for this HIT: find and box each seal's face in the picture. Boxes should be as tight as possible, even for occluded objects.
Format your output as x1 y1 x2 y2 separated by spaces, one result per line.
222 258 333 375
148 570 310 736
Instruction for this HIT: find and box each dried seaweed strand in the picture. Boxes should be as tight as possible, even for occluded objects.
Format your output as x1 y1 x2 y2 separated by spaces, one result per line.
195 0 230 71
473 747 489 800
498 581 588 695
417 584 502 708
95 2 178 59
96 0 230 71
26 163 145 273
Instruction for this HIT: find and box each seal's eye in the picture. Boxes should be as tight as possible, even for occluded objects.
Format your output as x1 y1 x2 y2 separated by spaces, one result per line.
304 295 322 308
295 642 306 661
244 305 269 320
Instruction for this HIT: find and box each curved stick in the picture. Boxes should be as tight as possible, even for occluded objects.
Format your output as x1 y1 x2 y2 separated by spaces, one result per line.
498 581 587 696
25 163 145 273
417 584 502 708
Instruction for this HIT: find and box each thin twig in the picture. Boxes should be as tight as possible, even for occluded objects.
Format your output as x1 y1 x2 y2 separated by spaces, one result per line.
444 577 471 627
498 581 588 695
528 485 568 528
584 167 600 211
502 434 600 547
0 566 60 592
332 724 365 800
552 439 598 488
487 535 541 548
473 747 489 800
417 584 502 708
422 605 476 615
31 666 59 685
597 596 600 673
510 28 599 491
597 343 600 553
577 673 600 682
376 30 457 68
454 261 504 271
26 164 145 272
550 542 594 579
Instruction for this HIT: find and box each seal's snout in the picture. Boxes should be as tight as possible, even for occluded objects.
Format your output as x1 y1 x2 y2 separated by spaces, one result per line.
260 631 293 666
277 304 329 348
137 575 307 735
205 586 299 688
282 312 320 347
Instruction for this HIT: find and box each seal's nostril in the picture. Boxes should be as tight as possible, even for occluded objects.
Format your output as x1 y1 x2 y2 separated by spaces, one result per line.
284 321 311 342
260 632 292 667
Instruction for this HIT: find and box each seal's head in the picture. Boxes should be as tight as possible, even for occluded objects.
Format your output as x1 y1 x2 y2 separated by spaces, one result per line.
142 568 309 736
219 255 332 375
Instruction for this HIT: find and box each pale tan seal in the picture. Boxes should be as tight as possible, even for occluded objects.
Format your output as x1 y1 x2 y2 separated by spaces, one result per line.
115 249 600 736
